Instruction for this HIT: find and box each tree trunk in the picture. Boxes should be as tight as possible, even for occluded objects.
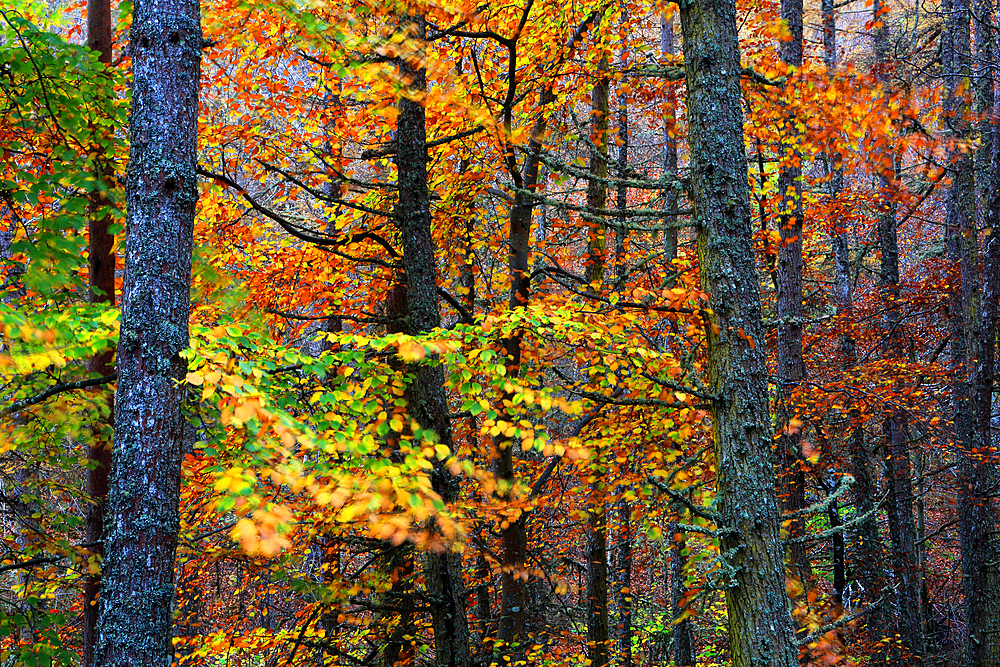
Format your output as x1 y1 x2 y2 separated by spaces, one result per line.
776 0 810 587
393 19 471 666
585 66 609 288
660 14 679 262
678 1 799 664
615 19 628 282
94 0 200 664
614 500 632 667
586 479 609 667
965 110 1000 667
671 524 695 667
83 0 116 663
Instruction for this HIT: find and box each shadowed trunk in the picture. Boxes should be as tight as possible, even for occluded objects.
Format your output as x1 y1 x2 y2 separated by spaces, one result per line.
393 19 470 665
776 0 810 589
83 0 116 663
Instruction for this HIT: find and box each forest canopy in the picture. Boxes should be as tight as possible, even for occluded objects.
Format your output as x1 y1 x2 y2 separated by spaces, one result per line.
0 0 998 665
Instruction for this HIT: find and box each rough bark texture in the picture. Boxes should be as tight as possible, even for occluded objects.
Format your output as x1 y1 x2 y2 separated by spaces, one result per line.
975 0 996 212
661 15 679 262
671 526 695 667
965 115 1000 667
615 21 628 282
678 1 799 665
83 0 116 663
393 20 471 667
93 0 200 664
942 1 999 665
776 0 809 586
586 479 609 667
614 499 632 667
585 68 609 288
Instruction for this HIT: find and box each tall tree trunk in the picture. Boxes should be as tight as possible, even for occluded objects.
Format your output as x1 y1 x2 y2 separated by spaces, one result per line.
584 59 611 667
962 6 1000 663
493 10 603 648
613 34 632 667
873 3 923 662
83 0 116 664
975 0 995 212
671 522 695 667
615 19 629 283
614 500 632 667
965 107 1000 667
661 14 679 262
393 19 471 666
586 475 609 667
678 1 799 664
776 0 810 587
94 0 201 664
586 66 609 288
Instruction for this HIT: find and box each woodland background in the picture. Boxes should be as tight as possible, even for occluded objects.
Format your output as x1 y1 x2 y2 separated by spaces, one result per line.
0 0 998 665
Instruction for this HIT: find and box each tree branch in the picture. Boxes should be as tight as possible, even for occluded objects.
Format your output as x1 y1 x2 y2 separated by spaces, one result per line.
2 374 116 418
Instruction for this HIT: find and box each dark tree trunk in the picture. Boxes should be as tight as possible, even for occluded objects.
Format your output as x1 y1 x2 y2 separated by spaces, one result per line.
678 0 799 664
614 500 632 667
661 14 679 262
615 19 628 282
392 19 471 666
965 111 1000 667
585 65 609 288
492 10 603 649
586 481 609 667
94 0 200 664
83 0 116 663
671 527 695 667
776 0 810 588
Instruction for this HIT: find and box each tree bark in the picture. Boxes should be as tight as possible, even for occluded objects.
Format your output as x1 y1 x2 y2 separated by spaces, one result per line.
670 524 695 667
661 14 679 262
585 65 609 288
678 1 799 664
94 0 200 664
776 0 810 587
393 18 471 667
615 18 628 282
83 0 116 663
965 108 1000 667
614 500 632 667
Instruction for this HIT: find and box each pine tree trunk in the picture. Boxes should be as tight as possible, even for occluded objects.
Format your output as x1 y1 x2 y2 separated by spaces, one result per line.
678 1 799 664
94 0 200 663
